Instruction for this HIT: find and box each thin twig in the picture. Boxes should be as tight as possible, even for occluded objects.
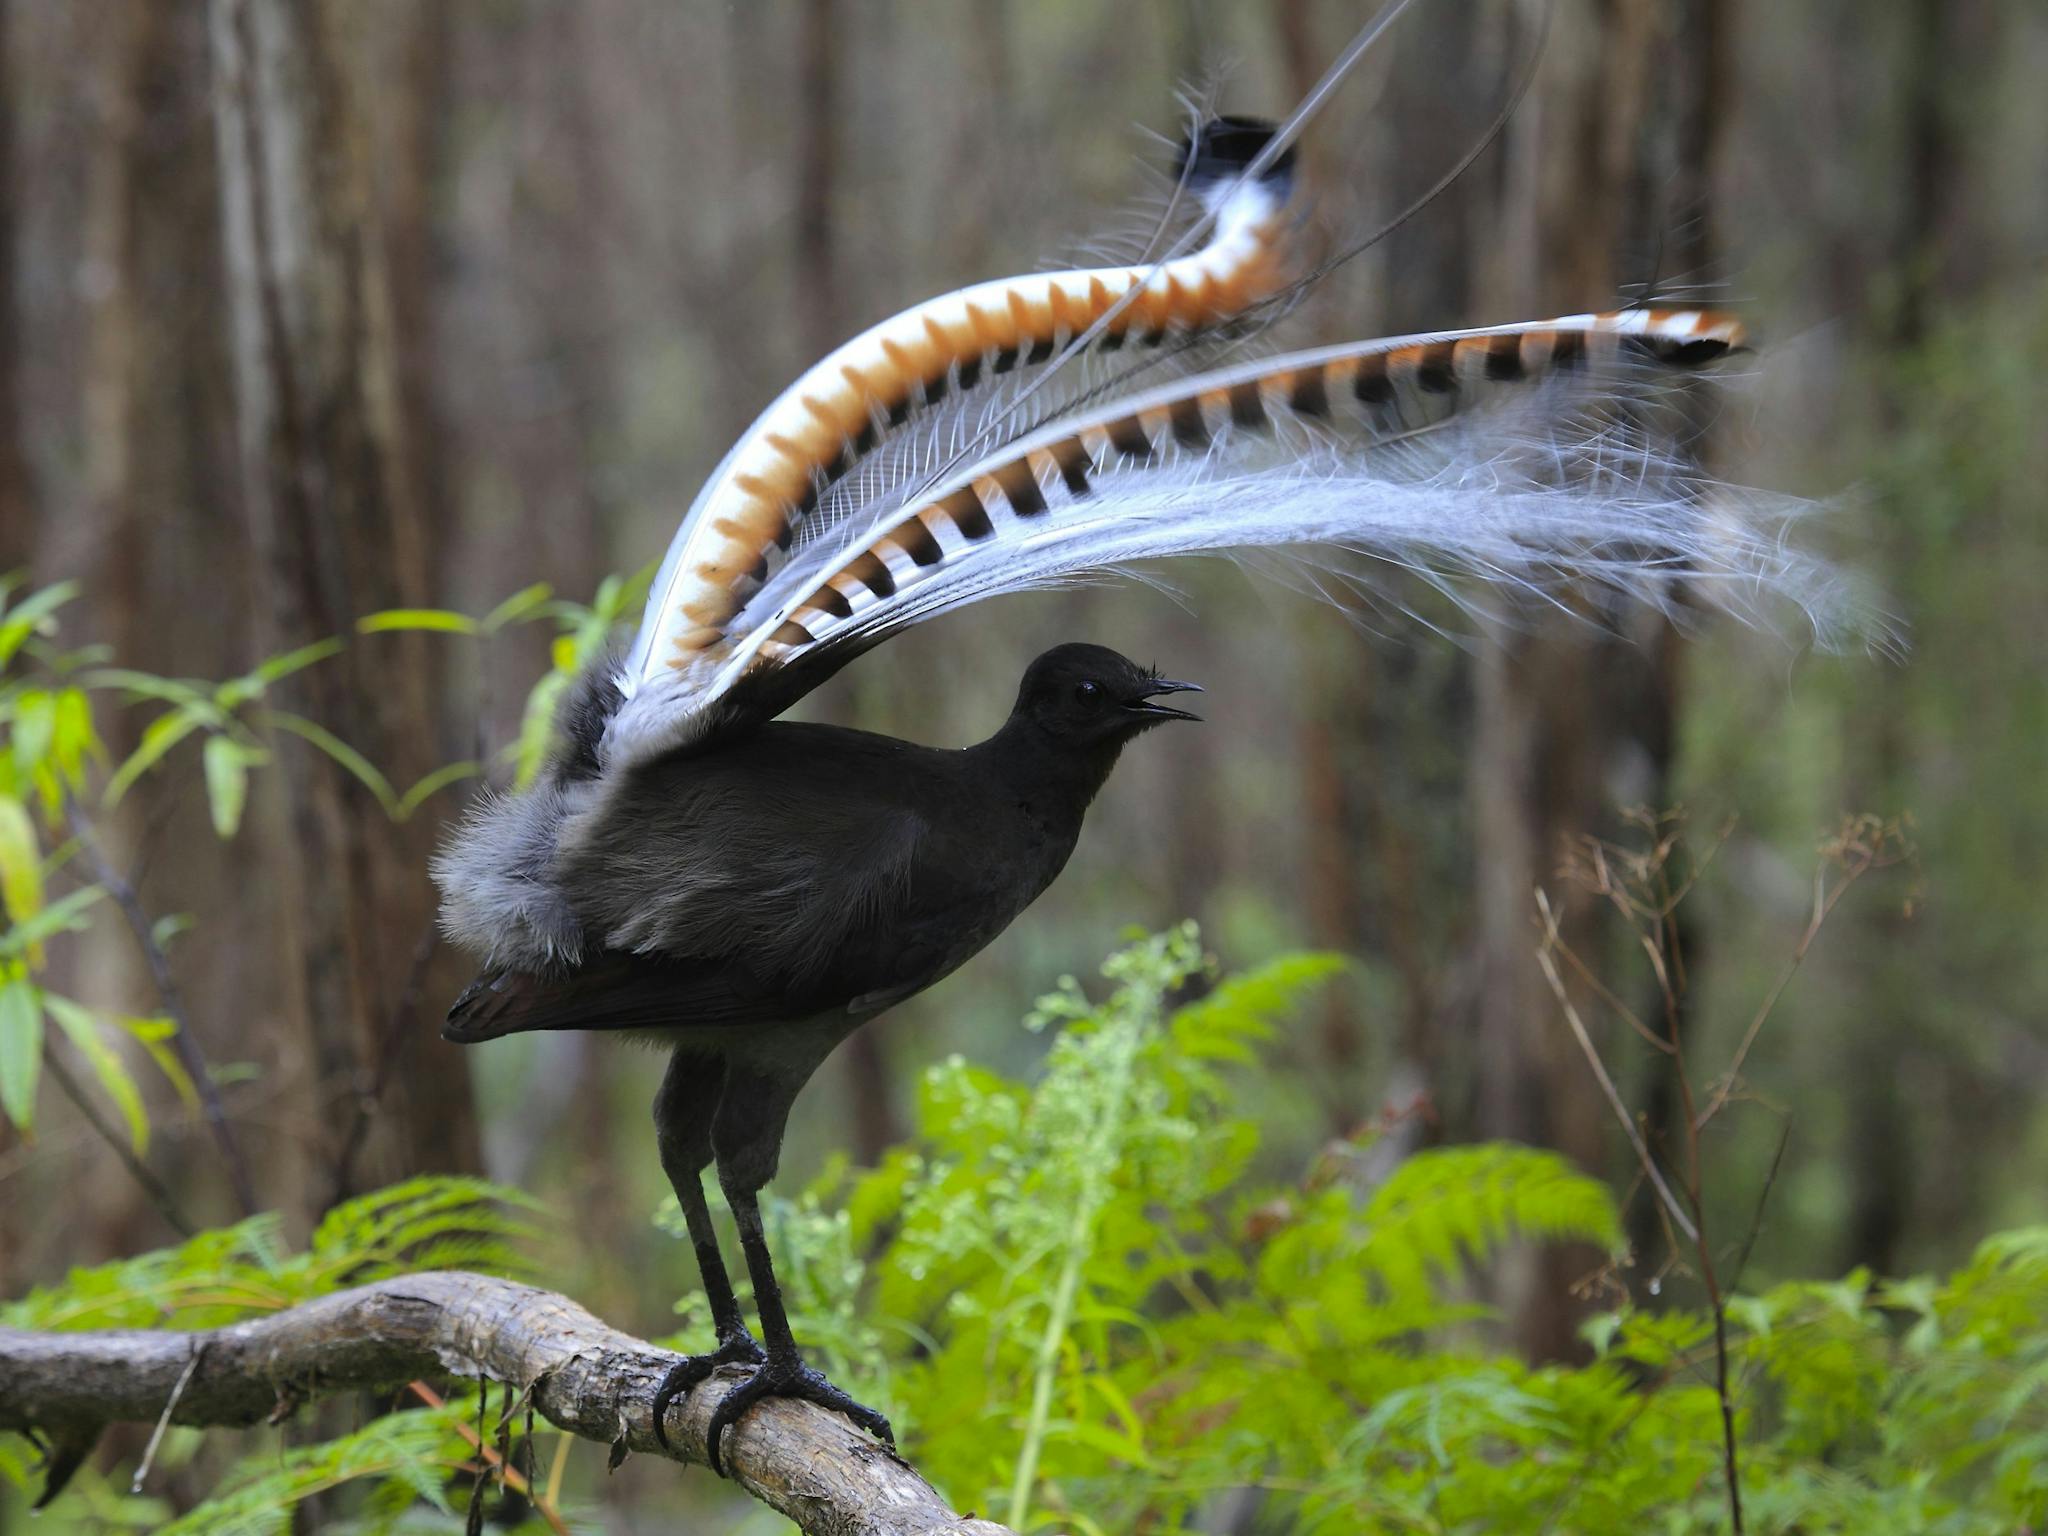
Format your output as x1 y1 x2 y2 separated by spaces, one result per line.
66 801 258 1215
328 922 440 1207
1534 892 1699 1243
1729 1119 1790 1296
130 1343 203 1493
41 1053 196 1238
1548 928 1675 1054
1550 820 1749 1534
1698 826 1887 1130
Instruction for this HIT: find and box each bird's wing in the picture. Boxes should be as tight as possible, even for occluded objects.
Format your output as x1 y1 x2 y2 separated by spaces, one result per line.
576 788 928 992
445 786 934 1041
442 950 778 1042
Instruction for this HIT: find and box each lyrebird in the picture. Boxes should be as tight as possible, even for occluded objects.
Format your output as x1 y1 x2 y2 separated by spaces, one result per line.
433 114 1849 1471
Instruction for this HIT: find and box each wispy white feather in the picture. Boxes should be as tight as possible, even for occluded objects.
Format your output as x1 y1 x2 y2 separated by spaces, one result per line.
599 310 1880 767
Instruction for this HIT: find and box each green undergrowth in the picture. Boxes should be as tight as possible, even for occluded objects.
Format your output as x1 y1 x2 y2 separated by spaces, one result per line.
668 926 2048 1535
0 1178 544 1534
5 932 2046 1533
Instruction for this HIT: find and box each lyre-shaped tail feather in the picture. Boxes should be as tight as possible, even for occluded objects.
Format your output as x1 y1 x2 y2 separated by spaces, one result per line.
595 306 1870 762
620 117 1301 700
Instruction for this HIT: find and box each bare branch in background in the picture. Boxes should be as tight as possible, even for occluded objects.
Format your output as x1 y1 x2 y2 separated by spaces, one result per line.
67 801 258 1217
1534 889 1697 1245
39 1053 195 1238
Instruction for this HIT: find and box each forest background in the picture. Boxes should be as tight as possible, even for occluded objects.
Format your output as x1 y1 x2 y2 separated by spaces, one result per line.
1 0 2044 1530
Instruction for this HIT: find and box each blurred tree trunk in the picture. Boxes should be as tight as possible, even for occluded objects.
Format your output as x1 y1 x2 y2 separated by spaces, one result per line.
1271 0 1370 1112
68 0 176 1260
0 0 26 1296
1840 0 1975 1277
0 0 26 566
208 0 477 1210
1466 0 1719 1361
1269 0 1457 1125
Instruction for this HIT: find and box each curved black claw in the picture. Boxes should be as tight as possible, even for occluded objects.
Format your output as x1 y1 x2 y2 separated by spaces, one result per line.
704 1355 895 1477
652 1331 767 1452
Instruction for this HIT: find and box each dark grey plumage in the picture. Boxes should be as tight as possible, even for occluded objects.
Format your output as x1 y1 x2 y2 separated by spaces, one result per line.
435 643 1200 1469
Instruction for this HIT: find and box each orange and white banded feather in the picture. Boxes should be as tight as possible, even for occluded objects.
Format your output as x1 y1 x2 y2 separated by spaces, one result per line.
618 119 1299 716
719 308 1758 681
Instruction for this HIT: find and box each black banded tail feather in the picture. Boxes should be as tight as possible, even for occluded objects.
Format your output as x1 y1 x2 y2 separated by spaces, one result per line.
645 308 1863 734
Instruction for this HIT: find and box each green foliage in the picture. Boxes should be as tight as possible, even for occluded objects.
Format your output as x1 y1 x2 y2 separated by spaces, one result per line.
1 1177 544 1534
2 1175 540 1333
151 1407 470 1536
671 928 2048 1534
5 934 2046 1530
0 571 631 1148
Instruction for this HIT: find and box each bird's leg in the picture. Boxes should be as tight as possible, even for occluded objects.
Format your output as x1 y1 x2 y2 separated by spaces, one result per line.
699 1182 895 1474
670 1168 752 1347
650 1050 764 1452
698 1057 895 1475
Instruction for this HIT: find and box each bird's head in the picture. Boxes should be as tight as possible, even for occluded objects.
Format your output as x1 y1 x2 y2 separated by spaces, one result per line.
1008 643 1203 750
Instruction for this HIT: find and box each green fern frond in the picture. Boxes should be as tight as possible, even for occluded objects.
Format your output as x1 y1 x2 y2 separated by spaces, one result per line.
1358 1143 1624 1297
155 1405 466 1536
3 1178 540 1334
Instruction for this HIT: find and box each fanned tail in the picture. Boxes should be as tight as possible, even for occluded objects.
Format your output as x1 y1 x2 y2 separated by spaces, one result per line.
601 308 1872 763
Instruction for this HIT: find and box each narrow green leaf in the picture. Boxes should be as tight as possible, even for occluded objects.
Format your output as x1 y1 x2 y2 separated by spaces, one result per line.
44 993 149 1154
355 608 479 636
79 668 218 713
38 640 114 672
0 581 78 668
104 708 208 807
1041 1417 1160 1470
0 796 43 966
0 883 106 959
0 978 42 1132
478 583 553 634
119 1013 200 1112
257 710 399 816
202 735 257 838
51 686 106 787
603 562 658 621
394 760 481 821
0 580 77 631
9 689 56 777
251 636 347 684
513 671 568 791
151 912 196 951
35 832 83 881
215 638 348 710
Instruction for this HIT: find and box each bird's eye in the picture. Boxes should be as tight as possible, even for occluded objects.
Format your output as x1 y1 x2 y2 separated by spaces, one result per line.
1074 680 1102 705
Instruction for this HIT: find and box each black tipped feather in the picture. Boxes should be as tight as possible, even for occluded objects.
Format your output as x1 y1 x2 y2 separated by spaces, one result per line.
1177 114 1296 189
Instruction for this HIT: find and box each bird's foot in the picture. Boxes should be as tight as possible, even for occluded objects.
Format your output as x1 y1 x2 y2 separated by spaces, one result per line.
703 1350 894 1477
652 1329 767 1451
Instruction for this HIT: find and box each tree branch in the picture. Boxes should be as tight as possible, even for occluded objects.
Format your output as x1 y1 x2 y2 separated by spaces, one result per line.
0 1271 1017 1536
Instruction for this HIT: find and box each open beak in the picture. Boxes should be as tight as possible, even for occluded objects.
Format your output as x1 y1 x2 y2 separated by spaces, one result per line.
1125 678 1204 723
